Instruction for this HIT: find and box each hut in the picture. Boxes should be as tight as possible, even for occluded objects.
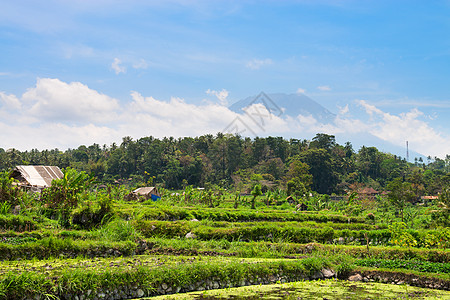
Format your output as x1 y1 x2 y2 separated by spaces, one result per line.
10 165 63 192
125 187 161 201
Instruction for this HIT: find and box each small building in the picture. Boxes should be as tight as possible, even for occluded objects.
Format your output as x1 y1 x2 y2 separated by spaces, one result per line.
421 195 439 205
358 187 380 200
10 165 64 192
421 196 439 201
296 202 308 211
125 187 161 201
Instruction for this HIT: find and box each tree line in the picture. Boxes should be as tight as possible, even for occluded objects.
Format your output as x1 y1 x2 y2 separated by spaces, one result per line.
1 133 449 196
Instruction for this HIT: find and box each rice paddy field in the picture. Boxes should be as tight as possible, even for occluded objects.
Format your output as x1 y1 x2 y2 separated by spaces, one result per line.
0 185 449 299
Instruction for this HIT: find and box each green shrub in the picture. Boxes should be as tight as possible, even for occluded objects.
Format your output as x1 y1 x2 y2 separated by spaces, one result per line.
41 168 95 227
389 222 417 247
72 193 114 229
332 254 355 277
96 219 142 242
302 256 328 276
135 220 192 238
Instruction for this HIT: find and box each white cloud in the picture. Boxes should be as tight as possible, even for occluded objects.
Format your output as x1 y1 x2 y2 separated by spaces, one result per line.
245 58 272 70
297 114 317 127
0 78 289 150
317 85 331 91
0 121 118 151
296 88 306 94
111 58 126 74
357 100 383 115
122 92 241 138
0 92 21 110
333 114 370 134
1 78 449 158
355 100 450 157
338 104 349 115
375 99 450 109
132 59 149 70
206 89 229 106
22 78 120 124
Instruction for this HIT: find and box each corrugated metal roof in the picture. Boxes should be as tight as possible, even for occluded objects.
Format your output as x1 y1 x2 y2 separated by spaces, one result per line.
14 165 64 188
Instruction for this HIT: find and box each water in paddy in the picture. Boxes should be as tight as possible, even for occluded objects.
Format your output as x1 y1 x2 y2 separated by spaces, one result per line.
149 280 450 300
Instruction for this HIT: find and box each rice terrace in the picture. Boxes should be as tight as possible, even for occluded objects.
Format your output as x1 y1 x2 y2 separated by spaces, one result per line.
0 134 449 299
1 1 450 299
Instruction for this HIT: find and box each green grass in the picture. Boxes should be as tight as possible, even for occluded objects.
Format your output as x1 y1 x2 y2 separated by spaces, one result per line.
0 256 328 299
0 237 137 260
356 258 450 274
124 204 367 223
0 214 39 231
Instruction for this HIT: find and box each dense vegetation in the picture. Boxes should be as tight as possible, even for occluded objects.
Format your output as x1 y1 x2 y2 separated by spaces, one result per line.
0 134 449 299
1 134 449 195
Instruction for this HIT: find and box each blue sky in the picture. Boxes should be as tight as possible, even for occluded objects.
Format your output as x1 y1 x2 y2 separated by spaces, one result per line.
1 0 449 158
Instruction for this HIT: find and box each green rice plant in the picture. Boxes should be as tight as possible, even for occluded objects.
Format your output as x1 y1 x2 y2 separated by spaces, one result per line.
132 206 366 223
0 214 38 232
0 236 38 245
330 254 355 277
301 256 328 276
0 201 11 215
356 258 450 274
96 218 142 242
0 237 137 260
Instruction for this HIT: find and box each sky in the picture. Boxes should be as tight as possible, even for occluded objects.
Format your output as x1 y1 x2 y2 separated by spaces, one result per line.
0 0 449 158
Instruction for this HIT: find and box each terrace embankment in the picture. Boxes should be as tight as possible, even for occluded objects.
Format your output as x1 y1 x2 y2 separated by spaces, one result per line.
1 256 447 300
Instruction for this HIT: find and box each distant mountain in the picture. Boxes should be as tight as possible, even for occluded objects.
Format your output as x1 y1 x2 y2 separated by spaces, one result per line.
228 92 427 160
229 92 335 123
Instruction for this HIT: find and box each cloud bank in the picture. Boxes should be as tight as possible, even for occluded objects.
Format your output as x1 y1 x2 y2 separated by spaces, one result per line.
1 78 448 158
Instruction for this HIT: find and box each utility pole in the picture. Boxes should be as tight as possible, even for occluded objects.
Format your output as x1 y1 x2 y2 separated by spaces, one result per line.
406 141 409 163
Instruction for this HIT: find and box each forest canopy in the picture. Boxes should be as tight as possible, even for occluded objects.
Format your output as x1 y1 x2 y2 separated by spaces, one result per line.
1 133 449 196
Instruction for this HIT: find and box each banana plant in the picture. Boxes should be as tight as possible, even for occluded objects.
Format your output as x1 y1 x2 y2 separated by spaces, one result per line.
42 168 96 211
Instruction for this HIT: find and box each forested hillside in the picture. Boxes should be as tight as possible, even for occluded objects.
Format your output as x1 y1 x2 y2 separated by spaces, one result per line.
1 133 449 196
